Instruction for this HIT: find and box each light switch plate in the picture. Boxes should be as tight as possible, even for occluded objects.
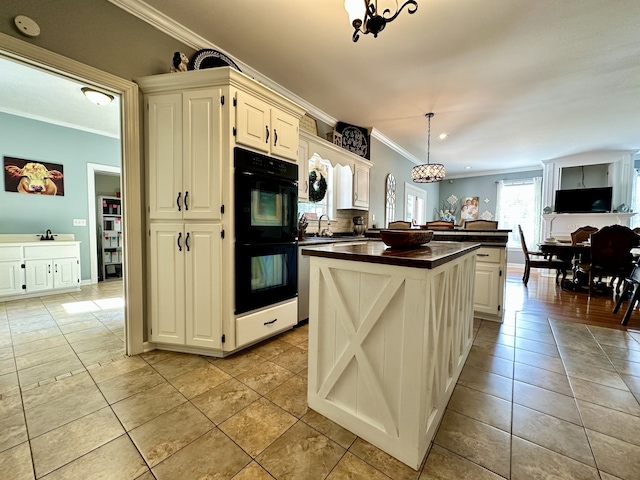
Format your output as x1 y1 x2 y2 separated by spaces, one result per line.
73 219 87 226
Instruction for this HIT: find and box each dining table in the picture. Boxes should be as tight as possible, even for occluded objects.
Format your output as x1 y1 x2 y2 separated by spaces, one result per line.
539 241 591 291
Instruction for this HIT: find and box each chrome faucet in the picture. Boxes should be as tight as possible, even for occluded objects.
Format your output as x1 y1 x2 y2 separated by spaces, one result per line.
318 214 331 236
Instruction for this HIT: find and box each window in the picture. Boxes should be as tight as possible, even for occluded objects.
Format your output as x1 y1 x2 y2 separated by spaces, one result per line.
404 183 427 226
298 154 333 218
496 177 542 248
631 169 640 230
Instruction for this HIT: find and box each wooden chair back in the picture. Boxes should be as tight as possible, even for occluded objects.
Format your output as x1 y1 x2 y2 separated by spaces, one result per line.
425 220 455 230
518 224 532 258
570 226 598 245
387 221 411 230
590 225 640 272
464 219 498 230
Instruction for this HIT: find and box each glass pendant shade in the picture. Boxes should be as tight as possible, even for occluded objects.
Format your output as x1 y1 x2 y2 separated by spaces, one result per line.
412 112 445 183
344 0 366 27
411 163 446 183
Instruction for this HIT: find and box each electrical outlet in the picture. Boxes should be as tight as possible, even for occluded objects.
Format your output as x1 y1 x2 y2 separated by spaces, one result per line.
73 219 87 226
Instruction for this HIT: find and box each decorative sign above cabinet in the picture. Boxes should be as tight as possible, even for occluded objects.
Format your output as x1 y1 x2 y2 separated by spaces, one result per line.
335 121 371 160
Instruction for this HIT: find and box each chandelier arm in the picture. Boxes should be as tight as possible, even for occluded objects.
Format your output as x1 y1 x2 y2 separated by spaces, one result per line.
381 0 418 22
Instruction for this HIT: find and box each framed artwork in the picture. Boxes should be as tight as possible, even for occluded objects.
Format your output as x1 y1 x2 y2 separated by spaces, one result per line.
335 121 371 160
460 196 479 221
4 157 65 196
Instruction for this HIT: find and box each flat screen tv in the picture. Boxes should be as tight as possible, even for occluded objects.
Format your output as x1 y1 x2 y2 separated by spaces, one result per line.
554 187 613 213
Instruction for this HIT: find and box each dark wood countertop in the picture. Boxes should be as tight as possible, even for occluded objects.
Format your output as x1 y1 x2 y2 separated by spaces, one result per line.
365 229 510 246
301 241 480 269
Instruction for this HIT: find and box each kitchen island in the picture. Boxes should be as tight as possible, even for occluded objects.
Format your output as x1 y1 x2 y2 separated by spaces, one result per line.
302 241 479 470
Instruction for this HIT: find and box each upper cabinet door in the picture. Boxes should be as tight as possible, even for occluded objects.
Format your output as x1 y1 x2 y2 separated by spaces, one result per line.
353 163 370 209
270 108 298 162
235 91 270 154
147 93 183 220
182 89 223 221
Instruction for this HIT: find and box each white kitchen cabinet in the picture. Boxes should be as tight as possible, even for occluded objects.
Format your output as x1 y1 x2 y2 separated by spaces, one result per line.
147 89 223 221
298 140 309 202
235 90 299 162
336 162 370 210
149 223 222 349
473 246 506 321
138 67 304 356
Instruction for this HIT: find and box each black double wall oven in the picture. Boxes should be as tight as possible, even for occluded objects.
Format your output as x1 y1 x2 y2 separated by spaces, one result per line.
234 147 298 315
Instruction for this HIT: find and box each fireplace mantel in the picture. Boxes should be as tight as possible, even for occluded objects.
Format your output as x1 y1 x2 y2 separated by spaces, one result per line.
542 212 635 239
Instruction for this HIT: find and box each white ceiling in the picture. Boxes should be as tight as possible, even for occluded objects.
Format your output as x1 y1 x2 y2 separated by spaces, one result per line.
0 56 121 138
127 0 640 177
4 0 640 177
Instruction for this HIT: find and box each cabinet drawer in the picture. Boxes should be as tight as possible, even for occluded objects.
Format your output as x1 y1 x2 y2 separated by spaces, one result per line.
24 244 77 260
236 300 297 348
475 247 501 263
0 246 22 261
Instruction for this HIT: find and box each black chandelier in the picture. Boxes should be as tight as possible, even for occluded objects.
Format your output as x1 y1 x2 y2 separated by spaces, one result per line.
411 113 446 183
344 0 418 42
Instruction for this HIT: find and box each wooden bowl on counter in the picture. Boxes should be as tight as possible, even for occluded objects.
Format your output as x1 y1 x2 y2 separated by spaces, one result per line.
379 229 434 249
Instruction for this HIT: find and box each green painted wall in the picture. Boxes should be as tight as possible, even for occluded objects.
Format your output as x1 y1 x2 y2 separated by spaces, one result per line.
0 112 121 280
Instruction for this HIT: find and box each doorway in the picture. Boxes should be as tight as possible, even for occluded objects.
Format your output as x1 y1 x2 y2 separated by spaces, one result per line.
0 32 144 355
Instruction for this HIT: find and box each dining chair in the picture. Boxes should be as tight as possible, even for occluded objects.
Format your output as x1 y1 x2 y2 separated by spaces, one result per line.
570 226 598 245
613 264 640 325
387 221 412 229
518 225 570 286
464 219 498 230
579 224 640 297
425 220 455 230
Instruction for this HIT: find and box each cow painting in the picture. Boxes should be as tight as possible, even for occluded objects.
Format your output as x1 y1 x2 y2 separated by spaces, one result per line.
3 158 64 196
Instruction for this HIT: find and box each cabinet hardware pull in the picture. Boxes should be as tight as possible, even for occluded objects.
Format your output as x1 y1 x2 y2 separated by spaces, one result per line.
55 265 58 273
184 191 189 211
176 192 182 211
48 264 51 274
264 318 277 325
273 129 278 146
265 126 269 143
305 180 309 193
185 232 190 251
177 232 182 251
477 253 490 257
354 192 358 200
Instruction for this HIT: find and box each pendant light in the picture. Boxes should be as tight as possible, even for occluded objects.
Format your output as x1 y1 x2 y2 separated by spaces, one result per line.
345 0 418 42
411 113 445 183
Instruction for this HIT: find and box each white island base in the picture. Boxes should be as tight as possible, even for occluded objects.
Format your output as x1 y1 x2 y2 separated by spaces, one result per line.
305 242 477 470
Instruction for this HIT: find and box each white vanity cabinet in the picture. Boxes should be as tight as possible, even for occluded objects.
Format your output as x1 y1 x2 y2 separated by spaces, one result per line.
0 241 81 300
0 246 24 297
473 246 506 321
235 90 299 162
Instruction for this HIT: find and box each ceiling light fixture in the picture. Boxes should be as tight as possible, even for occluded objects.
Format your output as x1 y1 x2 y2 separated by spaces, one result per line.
344 0 418 42
411 113 446 183
81 87 114 106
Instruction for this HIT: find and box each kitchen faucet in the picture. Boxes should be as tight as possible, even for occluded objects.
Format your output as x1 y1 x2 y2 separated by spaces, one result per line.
317 214 331 237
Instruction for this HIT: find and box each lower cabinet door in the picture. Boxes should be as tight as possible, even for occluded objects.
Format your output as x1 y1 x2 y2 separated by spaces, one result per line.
149 224 186 345
0 261 24 296
53 257 79 289
474 262 500 315
185 224 222 349
25 259 53 292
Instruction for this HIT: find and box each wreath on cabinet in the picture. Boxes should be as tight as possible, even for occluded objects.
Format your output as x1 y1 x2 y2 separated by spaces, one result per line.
309 169 328 203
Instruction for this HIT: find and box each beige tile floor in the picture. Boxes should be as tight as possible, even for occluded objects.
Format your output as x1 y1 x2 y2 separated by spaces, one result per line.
2 281 640 479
